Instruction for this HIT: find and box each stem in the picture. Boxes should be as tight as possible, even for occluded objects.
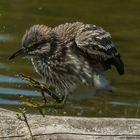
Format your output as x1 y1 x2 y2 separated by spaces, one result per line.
22 113 34 140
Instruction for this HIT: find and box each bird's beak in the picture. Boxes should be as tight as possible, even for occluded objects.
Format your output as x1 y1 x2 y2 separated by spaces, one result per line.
9 48 25 60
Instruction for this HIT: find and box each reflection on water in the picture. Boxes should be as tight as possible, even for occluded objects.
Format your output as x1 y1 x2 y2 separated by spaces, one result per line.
110 101 132 107
0 75 27 83
0 98 20 105
0 34 11 42
0 75 42 106
0 0 140 117
0 87 40 96
0 63 8 69
0 75 43 83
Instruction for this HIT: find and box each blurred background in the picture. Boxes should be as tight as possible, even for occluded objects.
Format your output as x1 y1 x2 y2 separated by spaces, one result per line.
0 0 140 117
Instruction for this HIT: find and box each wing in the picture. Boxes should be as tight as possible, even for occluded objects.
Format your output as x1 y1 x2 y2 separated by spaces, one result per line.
75 24 124 75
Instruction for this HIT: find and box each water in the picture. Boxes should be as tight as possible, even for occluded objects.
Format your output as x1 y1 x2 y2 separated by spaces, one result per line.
0 0 140 117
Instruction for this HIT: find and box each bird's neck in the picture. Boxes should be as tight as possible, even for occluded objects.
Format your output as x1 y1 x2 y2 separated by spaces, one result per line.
31 57 47 77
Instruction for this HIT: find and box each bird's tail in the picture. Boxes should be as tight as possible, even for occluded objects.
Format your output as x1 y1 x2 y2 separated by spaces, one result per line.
105 55 124 75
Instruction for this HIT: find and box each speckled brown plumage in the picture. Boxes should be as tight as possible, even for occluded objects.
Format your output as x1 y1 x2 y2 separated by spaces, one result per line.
9 22 124 96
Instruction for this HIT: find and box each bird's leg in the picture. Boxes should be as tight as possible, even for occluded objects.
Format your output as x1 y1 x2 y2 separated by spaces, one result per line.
19 74 62 103
42 93 68 109
18 74 68 110
41 91 47 104
35 93 68 109
21 93 68 110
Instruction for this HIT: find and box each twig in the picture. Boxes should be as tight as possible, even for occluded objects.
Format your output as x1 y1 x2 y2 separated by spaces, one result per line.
17 108 34 140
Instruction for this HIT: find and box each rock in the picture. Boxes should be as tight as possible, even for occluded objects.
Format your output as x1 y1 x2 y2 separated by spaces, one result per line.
0 108 140 140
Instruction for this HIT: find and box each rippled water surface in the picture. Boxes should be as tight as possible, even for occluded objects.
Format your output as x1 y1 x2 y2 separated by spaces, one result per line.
0 0 140 117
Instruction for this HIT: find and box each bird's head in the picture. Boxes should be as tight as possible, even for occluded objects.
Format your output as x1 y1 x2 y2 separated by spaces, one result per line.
9 25 56 60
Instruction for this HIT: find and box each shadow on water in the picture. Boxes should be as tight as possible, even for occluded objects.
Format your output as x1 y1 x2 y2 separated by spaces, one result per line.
0 0 140 117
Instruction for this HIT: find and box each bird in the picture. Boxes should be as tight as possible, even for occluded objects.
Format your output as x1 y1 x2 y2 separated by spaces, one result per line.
9 22 124 100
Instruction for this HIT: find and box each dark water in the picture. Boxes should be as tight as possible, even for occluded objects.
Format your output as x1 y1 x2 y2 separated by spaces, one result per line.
0 0 140 117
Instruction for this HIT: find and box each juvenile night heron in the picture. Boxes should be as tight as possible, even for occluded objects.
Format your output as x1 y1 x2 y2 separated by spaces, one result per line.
9 22 124 102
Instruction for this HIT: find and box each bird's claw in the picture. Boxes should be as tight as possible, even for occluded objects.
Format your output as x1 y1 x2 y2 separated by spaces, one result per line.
19 74 46 91
18 74 63 103
19 74 40 85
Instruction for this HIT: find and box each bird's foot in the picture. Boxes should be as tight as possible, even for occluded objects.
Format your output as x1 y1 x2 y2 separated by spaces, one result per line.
36 93 67 109
18 74 63 103
18 74 67 116
20 93 67 110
